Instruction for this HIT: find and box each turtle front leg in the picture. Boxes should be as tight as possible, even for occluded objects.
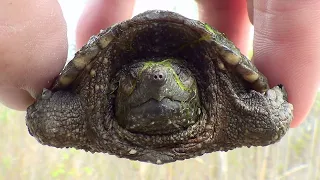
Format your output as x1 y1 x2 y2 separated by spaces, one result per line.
26 89 88 148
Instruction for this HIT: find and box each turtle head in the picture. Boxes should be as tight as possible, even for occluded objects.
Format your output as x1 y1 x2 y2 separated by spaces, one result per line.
114 59 201 135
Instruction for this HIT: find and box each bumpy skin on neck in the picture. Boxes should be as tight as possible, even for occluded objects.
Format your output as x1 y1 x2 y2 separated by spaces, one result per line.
26 10 293 164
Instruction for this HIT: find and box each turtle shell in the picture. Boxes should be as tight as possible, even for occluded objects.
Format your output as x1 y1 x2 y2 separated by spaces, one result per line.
53 10 268 92
26 10 293 164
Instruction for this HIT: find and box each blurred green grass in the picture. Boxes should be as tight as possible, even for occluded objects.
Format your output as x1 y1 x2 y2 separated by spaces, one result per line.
0 93 319 180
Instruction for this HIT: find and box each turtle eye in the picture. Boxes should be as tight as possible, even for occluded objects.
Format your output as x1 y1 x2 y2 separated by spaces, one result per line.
129 62 144 78
172 63 181 75
178 69 188 81
171 62 194 88
178 68 195 89
119 75 136 96
129 67 140 78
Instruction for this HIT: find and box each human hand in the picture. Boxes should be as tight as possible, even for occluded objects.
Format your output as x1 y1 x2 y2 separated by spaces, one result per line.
0 0 67 110
0 0 135 111
2 0 319 128
198 0 320 127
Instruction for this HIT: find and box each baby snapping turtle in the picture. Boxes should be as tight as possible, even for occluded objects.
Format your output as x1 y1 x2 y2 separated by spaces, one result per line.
26 10 293 164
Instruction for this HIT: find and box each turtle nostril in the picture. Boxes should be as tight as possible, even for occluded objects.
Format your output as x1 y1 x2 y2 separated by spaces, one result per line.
154 74 163 80
152 71 166 82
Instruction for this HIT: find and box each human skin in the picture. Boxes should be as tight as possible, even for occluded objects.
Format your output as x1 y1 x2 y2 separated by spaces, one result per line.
1 0 319 127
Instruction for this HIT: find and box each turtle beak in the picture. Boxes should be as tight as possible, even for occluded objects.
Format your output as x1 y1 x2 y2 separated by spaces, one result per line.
144 67 168 101
148 67 167 85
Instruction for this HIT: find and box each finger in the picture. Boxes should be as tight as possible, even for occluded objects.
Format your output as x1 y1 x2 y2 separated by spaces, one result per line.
0 0 67 110
247 0 254 23
198 0 252 55
252 0 320 127
76 0 136 49
0 87 34 110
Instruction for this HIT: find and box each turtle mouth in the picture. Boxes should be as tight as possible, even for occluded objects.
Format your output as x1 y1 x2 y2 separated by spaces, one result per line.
132 97 171 108
117 97 200 135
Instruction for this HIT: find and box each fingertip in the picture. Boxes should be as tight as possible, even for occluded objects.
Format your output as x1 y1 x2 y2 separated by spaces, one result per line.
0 87 35 111
0 0 67 110
76 0 135 49
253 0 320 128
198 0 252 55
247 0 254 24
290 120 302 128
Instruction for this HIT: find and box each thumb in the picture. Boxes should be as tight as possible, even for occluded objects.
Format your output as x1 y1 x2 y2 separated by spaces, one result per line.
251 0 320 127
